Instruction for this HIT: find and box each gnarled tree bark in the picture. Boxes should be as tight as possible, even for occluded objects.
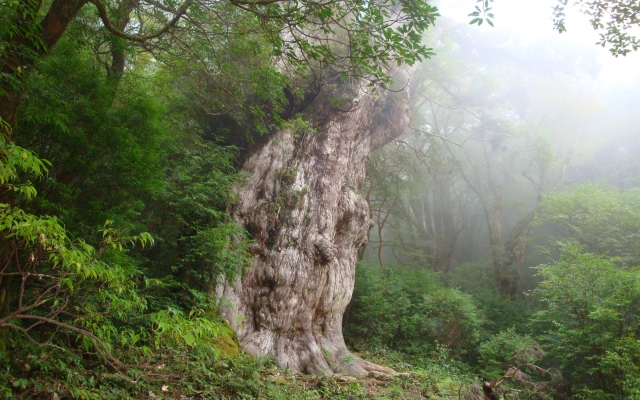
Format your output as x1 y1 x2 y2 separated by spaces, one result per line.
218 75 412 376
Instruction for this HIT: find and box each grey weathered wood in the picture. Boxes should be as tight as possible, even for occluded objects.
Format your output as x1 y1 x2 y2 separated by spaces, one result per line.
218 75 411 376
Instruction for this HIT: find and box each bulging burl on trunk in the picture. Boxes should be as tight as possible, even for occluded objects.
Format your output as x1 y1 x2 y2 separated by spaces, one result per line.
217 75 412 376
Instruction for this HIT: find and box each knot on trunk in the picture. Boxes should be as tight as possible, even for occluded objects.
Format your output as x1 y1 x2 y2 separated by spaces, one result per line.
314 236 336 264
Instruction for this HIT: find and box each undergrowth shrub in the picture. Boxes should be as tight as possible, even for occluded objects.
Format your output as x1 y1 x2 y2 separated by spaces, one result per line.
532 246 640 399
446 259 533 336
0 135 235 397
345 263 483 359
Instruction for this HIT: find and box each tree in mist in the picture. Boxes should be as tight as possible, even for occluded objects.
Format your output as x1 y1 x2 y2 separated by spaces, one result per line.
364 23 600 298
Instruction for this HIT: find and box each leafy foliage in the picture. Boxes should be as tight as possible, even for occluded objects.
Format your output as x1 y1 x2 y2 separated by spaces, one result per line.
532 246 640 399
346 263 483 359
0 135 243 395
468 0 495 27
0 0 43 100
553 0 640 56
0 14 249 396
478 329 538 383
536 183 640 265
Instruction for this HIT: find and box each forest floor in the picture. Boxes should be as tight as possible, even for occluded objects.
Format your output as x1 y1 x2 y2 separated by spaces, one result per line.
2 345 481 399
239 366 476 400
173 349 481 400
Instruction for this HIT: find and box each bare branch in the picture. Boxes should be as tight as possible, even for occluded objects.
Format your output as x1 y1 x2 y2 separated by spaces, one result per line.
408 125 468 147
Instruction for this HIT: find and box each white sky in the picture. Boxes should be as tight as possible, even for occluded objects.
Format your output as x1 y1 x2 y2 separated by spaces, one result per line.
436 0 640 88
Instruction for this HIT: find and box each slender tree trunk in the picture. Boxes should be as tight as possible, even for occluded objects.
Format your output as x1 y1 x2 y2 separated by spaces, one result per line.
218 79 411 376
105 0 139 87
434 178 459 272
488 196 506 289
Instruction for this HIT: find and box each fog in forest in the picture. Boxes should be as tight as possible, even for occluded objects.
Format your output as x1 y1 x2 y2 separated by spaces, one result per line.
3 0 640 397
344 3 640 397
362 0 640 271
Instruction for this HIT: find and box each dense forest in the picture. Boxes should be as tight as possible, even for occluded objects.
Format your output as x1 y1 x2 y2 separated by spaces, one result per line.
1 0 640 398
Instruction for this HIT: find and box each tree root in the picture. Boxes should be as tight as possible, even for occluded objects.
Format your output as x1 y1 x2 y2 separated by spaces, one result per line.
357 357 397 376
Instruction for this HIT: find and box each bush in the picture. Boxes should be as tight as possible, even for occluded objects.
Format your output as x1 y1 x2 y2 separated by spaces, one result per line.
419 288 483 356
345 263 482 358
532 246 640 399
536 183 640 266
478 328 538 382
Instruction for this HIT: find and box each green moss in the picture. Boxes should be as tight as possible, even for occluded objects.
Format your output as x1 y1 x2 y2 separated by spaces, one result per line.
214 333 240 358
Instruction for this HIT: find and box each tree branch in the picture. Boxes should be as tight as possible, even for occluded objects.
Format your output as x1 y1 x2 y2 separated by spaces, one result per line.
88 0 193 43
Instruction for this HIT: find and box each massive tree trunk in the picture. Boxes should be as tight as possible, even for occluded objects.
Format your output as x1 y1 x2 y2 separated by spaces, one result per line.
218 77 411 376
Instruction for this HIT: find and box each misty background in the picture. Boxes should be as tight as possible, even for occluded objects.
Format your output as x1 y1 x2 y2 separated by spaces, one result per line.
360 0 640 271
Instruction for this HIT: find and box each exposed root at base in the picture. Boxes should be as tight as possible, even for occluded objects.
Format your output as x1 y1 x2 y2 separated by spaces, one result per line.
357 357 397 376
